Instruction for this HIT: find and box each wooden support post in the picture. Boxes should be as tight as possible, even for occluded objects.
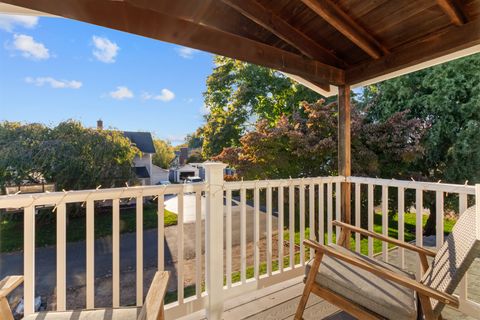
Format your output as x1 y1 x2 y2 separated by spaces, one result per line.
338 85 351 249
203 162 227 320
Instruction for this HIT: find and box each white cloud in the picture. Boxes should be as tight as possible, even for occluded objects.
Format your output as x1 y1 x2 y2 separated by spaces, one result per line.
176 46 199 59
109 86 133 100
25 77 82 89
12 34 49 60
0 14 39 32
142 88 175 102
92 35 119 63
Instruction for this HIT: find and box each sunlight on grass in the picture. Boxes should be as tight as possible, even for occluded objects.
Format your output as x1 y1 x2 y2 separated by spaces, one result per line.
0 204 177 252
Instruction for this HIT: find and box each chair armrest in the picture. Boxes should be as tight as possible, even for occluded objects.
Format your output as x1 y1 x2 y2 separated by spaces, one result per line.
304 239 458 307
332 220 437 257
138 271 169 320
0 276 23 298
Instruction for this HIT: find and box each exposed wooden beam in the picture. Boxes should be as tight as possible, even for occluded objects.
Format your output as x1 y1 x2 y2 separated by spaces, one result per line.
1 0 344 86
221 0 346 67
436 0 467 26
346 18 480 85
283 72 331 93
300 0 387 59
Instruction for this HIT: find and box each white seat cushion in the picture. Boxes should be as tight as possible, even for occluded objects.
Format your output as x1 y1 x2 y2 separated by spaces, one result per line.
305 244 417 320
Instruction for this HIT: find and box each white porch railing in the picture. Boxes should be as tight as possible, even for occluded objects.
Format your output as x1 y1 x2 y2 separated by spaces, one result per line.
0 166 478 319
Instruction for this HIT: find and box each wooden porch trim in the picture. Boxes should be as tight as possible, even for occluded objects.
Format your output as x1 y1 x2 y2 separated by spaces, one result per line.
338 85 351 248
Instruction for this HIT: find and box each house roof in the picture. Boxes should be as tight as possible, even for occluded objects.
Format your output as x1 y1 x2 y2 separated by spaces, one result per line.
123 131 156 154
1 1 479 97
133 166 150 179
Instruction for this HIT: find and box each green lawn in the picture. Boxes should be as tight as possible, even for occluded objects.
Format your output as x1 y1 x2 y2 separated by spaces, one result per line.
229 211 455 284
284 211 455 256
0 203 177 252
166 211 456 304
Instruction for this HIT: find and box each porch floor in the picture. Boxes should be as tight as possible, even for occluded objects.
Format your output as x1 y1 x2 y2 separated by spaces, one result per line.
181 276 474 320
180 237 479 320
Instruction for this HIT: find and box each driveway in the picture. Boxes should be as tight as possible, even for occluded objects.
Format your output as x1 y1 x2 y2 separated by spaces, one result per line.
164 194 206 223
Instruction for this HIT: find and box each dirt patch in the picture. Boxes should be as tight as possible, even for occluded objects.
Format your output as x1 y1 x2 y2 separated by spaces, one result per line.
46 235 297 310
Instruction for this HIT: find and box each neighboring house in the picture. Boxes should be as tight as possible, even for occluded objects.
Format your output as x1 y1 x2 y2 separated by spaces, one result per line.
169 163 201 183
171 147 189 167
150 165 170 184
97 120 168 185
122 131 156 185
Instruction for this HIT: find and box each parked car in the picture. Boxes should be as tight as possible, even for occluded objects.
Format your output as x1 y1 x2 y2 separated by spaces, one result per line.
185 176 203 183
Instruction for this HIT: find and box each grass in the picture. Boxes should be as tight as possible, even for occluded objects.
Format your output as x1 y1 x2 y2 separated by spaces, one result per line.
284 211 455 256
225 211 456 290
0 203 177 252
164 210 457 305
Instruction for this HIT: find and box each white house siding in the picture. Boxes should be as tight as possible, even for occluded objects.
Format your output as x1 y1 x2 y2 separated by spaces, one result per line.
150 165 170 185
133 154 153 176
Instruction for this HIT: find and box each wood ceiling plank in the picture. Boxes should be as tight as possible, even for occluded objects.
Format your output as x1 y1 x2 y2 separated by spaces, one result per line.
221 0 346 67
360 0 434 36
346 18 480 85
300 0 387 59
436 0 467 25
1 0 344 86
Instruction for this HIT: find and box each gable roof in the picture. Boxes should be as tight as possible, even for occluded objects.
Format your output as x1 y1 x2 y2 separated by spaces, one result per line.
123 131 156 154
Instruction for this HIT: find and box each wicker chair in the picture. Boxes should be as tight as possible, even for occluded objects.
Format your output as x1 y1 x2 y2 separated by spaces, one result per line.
295 206 479 320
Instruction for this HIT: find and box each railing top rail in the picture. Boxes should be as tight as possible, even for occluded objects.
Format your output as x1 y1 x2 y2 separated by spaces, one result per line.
1 175 475 209
223 176 345 190
0 183 206 209
347 176 475 195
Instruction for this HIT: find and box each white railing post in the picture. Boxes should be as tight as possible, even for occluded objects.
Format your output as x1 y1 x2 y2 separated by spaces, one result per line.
24 205 35 316
203 162 227 320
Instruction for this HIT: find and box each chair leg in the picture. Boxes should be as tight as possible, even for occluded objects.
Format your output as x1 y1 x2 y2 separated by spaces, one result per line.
157 302 164 320
418 293 437 320
294 251 324 320
0 297 14 320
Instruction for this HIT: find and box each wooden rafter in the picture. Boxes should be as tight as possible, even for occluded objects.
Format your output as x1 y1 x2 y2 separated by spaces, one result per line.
300 0 388 59
436 0 467 25
0 0 344 86
221 0 346 67
346 18 480 85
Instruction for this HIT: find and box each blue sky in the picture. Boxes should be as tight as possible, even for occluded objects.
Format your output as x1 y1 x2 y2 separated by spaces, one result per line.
0 14 214 144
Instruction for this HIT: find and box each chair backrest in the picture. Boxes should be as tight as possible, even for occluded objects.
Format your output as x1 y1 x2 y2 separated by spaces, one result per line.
421 205 480 315
137 271 169 320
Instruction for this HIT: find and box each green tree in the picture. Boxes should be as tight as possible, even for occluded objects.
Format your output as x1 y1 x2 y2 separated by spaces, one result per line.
185 129 203 149
214 100 425 181
0 120 138 191
152 139 175 169
202 56 324 158
359 53 480 233
0 122 49 187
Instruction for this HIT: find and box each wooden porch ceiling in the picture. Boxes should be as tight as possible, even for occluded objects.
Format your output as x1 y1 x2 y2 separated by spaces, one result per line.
1 0 479 94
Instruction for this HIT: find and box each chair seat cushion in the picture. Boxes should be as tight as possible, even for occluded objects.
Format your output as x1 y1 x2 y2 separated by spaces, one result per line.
23 307 141 320
305 244 417 320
